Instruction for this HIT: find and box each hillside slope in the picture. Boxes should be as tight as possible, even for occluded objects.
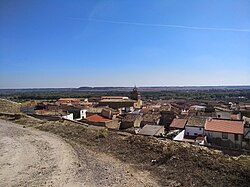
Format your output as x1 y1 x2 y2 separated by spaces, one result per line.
36 121 250 187
0 99 20 113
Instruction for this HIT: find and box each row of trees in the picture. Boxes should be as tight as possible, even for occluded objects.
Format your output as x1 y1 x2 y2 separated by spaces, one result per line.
1 89 249 102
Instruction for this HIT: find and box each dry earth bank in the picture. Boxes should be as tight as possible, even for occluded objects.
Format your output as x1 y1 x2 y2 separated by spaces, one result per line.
36 120 250 187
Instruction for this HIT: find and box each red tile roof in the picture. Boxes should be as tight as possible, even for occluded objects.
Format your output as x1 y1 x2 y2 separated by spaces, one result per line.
205 119 243 134
86 114 110 122
170 118 187 129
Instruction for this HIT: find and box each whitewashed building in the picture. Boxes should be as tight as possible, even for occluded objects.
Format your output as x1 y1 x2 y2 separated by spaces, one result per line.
185 117 206 137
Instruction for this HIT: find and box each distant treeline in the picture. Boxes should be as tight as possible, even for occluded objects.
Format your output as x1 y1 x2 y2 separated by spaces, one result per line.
142 89 250 102
0 91 128 102
0 89 250 103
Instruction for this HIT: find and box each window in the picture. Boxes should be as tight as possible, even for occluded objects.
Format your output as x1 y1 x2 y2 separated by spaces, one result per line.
194 133 198 136
235 134 238 141
222 132 228 139
187 132 189 135
218 115 221 118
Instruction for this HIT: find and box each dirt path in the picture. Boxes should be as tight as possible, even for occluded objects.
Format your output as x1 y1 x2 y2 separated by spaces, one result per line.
0 120 81 186
0 120 158 187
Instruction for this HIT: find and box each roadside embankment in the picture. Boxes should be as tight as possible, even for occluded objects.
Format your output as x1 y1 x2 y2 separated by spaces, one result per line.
36 120 250 187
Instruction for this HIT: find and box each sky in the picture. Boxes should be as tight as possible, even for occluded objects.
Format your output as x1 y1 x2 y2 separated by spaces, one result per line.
0 0 250 88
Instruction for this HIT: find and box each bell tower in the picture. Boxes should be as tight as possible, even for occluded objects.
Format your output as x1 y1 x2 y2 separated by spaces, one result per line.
130 86 142 109
130 86 140 100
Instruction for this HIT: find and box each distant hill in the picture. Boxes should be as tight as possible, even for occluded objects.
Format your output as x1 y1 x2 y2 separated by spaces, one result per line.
77 86 250 91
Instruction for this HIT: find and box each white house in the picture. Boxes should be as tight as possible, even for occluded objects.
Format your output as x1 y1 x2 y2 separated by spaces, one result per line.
185 117 206 137
80 109 87 119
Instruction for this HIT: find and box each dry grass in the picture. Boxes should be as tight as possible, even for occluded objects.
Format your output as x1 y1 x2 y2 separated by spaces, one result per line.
34 121 250 187
0 99 20 113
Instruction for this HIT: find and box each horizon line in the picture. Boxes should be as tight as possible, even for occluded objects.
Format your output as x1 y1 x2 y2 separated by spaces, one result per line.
1 85 250 89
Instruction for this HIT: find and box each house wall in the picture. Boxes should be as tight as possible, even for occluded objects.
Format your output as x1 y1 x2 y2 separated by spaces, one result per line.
101 109 112 119
62 113 74 120
185 126 204 136
80 110 87 119
231 113 241 120
215 111 231 120
134 99 142 109
205 131 242 149
134 116 143 128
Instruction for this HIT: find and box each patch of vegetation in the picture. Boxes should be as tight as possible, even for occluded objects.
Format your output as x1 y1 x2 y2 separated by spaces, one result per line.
141 89 250 102
1 88 250 102
0 99 20 113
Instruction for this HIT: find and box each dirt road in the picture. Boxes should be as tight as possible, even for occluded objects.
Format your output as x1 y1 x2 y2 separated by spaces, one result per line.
0 120 158 187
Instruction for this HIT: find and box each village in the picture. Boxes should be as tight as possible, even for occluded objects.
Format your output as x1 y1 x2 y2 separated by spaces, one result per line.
19 87 250 151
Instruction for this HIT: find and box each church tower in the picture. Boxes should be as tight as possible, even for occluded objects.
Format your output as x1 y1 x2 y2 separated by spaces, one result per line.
130 86 142 109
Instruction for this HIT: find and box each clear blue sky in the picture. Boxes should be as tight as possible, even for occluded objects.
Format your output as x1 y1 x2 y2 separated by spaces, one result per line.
0 0 249 88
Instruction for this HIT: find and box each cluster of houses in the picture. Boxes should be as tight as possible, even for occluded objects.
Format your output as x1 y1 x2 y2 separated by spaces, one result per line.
171 117 249 150
169 104 250 150
20 87 250 151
